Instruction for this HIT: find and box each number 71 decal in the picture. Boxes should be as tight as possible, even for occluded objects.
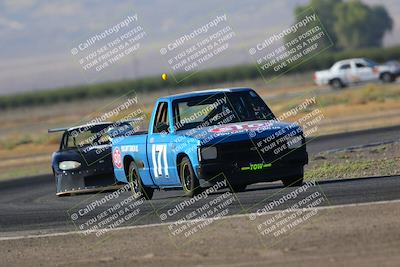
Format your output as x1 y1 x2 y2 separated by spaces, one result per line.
152 144 169 178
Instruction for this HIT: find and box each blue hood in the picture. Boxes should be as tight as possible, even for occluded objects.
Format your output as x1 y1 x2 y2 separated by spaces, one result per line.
175 120 302 145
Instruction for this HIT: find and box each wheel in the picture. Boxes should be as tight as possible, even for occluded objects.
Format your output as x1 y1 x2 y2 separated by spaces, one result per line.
282 176 303 187
282 168 304 187
229 184 247 193
330 78 344 89
381 72 394 83
128 161 154 200
179 156 200 197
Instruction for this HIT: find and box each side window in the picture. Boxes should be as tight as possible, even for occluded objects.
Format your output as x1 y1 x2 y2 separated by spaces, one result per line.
355 62 367 68
153 102 169 133
339 64 351 70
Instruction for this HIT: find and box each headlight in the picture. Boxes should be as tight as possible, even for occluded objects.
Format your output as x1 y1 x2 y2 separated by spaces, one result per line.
200 146 217 160
287 135 302 149
59 161 81 170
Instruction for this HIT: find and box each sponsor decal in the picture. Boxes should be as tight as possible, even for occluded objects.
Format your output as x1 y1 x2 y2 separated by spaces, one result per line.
112 147 123 169
209 122 274 133
121 145 139 152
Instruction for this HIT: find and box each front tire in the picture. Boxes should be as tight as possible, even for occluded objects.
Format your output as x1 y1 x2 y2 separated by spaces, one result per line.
179 156 200 197
282 168 304 187
128 161 154 200
229 184 247 193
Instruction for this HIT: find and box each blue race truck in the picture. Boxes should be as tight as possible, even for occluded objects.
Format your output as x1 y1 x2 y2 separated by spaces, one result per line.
112 88 308 199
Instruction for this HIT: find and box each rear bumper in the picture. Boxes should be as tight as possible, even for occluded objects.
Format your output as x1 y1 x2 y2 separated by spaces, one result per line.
314 79 327 86
197 148 308 187
54 168 117 195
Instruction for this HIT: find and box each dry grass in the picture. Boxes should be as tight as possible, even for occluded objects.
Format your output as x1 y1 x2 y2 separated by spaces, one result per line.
270 82 400 135
305 143 400 180
0 74 399 181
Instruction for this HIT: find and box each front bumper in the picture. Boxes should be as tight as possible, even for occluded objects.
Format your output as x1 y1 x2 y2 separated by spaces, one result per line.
54 167 118 195
393 70 400 78
197 147 308 187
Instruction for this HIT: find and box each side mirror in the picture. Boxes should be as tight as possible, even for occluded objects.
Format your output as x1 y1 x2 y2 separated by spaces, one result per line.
156 122 169 133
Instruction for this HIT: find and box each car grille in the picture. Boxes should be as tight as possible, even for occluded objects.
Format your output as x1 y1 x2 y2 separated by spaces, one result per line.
215 139 264 162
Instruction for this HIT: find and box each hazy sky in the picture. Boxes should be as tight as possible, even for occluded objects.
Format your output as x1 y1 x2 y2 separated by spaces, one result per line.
0 0 398 95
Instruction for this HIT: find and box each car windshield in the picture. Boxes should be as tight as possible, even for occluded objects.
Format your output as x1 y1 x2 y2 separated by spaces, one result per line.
363 58 378 67
173 91 275 131
66 124 112 149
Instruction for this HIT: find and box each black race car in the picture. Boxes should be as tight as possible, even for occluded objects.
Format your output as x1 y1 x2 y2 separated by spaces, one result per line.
49 122 121 196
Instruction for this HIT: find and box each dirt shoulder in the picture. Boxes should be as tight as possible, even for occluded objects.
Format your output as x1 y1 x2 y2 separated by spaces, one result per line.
2 201 399 267
305 142 400 180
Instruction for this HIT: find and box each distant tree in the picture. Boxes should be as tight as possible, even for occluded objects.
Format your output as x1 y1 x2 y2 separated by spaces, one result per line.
286 0 393 51
293 0 342 51
334 1 393 49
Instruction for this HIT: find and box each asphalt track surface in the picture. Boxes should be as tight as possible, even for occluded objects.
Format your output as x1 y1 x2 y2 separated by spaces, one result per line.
0 125 399 236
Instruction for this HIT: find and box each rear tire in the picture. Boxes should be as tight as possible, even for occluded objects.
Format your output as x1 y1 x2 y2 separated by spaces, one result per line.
381 72 394 83
179 156 200 197
330 78 344 89
128 161 154 200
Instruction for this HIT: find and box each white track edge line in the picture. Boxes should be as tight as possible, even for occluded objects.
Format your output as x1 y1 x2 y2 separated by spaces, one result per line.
1 199 400 241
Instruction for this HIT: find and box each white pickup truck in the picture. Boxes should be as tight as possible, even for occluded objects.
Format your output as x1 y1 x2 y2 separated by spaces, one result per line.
313 58 400 89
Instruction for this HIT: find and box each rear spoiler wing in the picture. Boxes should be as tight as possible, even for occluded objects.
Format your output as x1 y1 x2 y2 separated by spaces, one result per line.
47 118 144 134
48 127 69 133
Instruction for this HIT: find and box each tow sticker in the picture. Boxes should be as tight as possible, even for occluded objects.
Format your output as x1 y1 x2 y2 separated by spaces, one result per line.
241 163 272 171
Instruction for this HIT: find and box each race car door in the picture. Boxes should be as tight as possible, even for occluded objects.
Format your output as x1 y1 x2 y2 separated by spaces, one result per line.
146 101 180 186
337 62 352 84
353 60 378 82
